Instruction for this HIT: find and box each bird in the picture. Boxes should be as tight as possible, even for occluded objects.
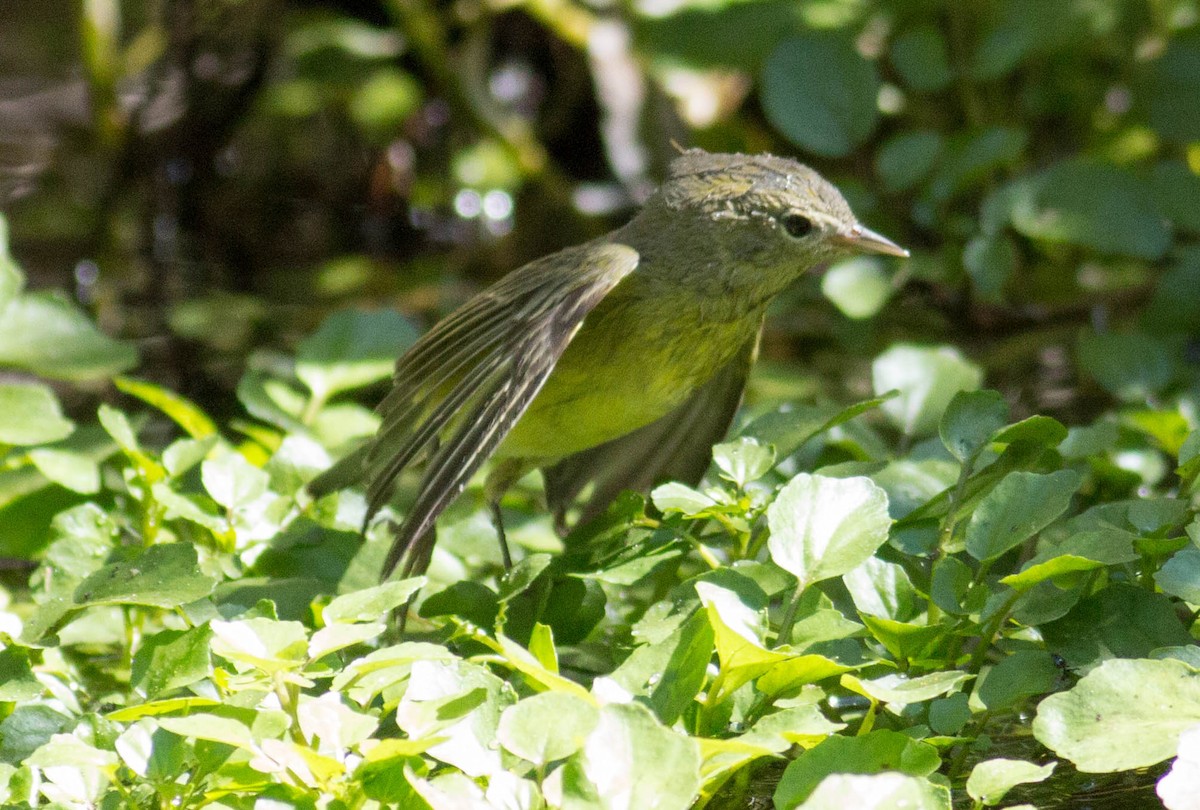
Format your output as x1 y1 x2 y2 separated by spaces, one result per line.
308 149 908 582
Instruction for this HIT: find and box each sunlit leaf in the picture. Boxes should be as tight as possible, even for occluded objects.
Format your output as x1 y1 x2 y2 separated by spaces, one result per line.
873 345 983 438
0 292 137 380
774 730 941 808
0 382 73 446
767 474 891 588
967 759 1055 806
1034 658 1200 772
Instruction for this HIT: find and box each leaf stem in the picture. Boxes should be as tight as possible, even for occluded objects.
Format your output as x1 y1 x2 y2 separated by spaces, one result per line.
773 579 808 648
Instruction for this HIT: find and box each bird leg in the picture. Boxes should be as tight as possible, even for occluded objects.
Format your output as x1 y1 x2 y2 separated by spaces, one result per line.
484 458 534 571
491 501 512 570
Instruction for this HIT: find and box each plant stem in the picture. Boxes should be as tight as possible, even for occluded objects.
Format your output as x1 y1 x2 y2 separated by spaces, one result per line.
774 580 808 648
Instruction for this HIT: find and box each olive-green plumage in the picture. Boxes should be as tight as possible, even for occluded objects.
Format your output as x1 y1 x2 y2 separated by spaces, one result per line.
309 149 907 579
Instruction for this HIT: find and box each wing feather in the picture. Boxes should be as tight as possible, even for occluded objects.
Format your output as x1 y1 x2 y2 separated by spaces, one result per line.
363 241 640 578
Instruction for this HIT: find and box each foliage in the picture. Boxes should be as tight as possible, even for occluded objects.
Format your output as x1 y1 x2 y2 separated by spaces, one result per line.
1 218 1198 807
1 0 1199 807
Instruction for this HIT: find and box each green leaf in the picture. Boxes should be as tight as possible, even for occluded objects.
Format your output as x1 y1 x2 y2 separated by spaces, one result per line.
712 436 775 488
163 435 219 478
1145 251 1200 337
991 415 1068 447
756 654 852 700
0 382 74 445
632 1 804 72
28 448 100 493
651 481 717 515
152 482 226 534
497 553 552 601
26 733 118 769
821 257 892 320
104 696 222 721
1180 432 1200 492
1156 546 1200 604
859 614 944 665
697 581 787 702
962 233 1017 301
966 759 1055 806
201 451 269 510
115 721 188 782
210 617 310 673
773 730 941 808
74 543 218 609
1142 31 1200 144
1124 408 1191 456
0 647 43 702
609 610 714 725
844 670 972 707
1151 160 1200 235
297 693 378 751
308 621 388 658
1042 584 1193 669
0 292 137 380
761 34 879 158
131 625 214 698
965 470 1080 561
1001 529 1139 591
97 404 142 454
970 0 1079 80
876 130 943 193
1033 658 1200 772
873 345 983 437
295 308 419 403
1077 331 1174 401
0 705 73 763
891 24 953 92
497 692 599 766
1008 161 1171 259
790 773 950 810
237 367 308 434
930 555 974 615
115 377 218 439
741 701 844 752
322 578 425 624
977 649 1061 712
929 693 970 735
767 474 891 588
395 657 512 777
559 702 700 810
843 556 916 621
741 393 895 460
873 460 959 522
939 389 1008 463
787 589 865 650
927 127 1026 203
157 714 256 749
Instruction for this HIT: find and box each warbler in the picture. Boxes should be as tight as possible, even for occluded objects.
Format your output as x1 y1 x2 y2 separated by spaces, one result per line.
309 149 908 579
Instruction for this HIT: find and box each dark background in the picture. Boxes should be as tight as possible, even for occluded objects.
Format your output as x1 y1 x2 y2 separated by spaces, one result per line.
2 0 1197 424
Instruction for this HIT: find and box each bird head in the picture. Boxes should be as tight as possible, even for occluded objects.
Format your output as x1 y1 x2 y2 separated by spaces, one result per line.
658 149 909 266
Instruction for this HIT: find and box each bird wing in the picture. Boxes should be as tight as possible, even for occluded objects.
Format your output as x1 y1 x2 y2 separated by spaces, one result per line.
543 322 762 529
363 241 640 578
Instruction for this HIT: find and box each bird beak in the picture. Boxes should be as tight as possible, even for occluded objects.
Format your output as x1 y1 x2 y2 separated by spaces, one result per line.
834 224 910 258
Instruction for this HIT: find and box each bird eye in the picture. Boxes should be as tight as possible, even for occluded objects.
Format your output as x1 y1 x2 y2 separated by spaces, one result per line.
781 213 813 239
